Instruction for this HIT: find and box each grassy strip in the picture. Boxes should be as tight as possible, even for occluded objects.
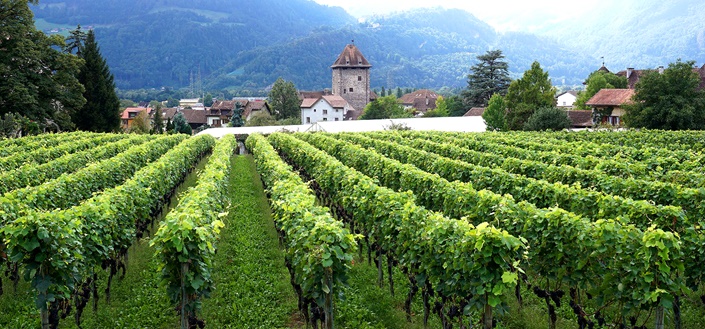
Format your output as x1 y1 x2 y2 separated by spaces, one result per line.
0 151 209 328
201 155 299 328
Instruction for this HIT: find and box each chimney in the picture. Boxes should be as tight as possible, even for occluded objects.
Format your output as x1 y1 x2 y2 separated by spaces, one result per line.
627 68 634 79
658 66 664 74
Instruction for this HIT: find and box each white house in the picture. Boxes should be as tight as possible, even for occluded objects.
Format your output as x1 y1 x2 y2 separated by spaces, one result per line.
300 95 353 124
556 91 578 109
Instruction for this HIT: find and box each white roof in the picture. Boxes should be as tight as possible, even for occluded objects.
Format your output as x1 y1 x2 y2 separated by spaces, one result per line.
196 116 487 138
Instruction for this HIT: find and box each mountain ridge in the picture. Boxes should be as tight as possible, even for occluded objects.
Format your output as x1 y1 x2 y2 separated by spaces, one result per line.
29 0 704 92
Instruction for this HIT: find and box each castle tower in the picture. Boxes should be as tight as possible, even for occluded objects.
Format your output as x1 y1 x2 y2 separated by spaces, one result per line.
331 44 371 111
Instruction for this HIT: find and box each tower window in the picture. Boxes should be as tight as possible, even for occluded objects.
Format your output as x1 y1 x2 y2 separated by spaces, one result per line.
358 76 362 81
349 88 354 92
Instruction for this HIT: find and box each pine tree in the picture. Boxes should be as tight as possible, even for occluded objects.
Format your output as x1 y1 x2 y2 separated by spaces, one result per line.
229 102 244 127
173 112 192 135
151 104 164 134
462 50 511 107
73 30 120 132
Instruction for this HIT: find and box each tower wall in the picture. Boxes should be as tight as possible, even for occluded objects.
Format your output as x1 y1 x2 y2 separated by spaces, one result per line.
332 67 370 111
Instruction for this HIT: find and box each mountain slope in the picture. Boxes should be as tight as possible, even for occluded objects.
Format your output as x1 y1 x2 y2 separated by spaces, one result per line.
536 0 705 70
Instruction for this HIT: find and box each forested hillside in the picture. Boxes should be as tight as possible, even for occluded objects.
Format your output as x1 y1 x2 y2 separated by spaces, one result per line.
536 0 705 71
30 0 704 92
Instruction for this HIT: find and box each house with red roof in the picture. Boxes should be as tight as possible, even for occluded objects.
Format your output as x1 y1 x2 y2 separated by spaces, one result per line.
120 107 150 130
399 89 439 115
585 89 635 126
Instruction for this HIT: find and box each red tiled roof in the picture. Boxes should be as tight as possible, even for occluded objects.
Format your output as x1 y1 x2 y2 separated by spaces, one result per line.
331 44 371 68
322 95 348 109
179 109 207 124
566 110 594 127
300 98 319 108
463 107 485 116
210 100 236 111
150 108 177 120
243 100 270 118
399 89 439 113
121 107 148 119
585 89 635 107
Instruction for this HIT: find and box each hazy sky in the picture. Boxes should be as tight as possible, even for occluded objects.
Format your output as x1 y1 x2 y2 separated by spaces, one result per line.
312 0 605 31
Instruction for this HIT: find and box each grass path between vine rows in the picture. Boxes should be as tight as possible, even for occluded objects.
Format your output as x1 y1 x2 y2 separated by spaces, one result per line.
200 154 300 328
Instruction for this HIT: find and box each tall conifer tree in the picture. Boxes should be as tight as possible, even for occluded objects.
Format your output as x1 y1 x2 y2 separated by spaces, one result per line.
73 30 120 132
463 50 511 107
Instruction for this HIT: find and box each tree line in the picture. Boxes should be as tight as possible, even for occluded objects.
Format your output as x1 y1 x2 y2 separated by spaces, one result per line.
1 1 120 138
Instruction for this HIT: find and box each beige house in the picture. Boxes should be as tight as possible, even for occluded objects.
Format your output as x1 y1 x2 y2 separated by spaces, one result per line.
585 89 635 126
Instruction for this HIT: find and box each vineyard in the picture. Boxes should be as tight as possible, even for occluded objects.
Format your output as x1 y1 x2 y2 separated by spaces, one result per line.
0 130 704 329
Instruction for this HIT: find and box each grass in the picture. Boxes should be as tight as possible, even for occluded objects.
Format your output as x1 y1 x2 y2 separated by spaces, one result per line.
200 155 299 328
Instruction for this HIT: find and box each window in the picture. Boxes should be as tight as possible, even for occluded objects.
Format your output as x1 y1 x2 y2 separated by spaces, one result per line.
335 118 339 121
358 76 362 81
323 109 328 115
343 89 346 94
349 88 353 92
335 109 338 112
323 118 328 121
563 102 567 106
306 117 311 123
314 109 316 112
128 112 137 118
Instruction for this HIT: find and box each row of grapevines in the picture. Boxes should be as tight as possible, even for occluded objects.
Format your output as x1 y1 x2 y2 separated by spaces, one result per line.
0 133 127 171
0 131 101 157
0 134 152 195
297 132 686 328
353 131 687 231
442 131 705 184
465 131 702 172
549 129 705 151
381 131 705 226
152 135 236 329
246 133 357 329
0 134 185 225
2 134 215 328
269 132 525 329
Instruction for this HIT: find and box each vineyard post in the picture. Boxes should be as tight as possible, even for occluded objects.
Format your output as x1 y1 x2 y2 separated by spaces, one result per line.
655 304 665 329
181 263 188 329
40 267 49 329
483 294 492 329
324 272 334 329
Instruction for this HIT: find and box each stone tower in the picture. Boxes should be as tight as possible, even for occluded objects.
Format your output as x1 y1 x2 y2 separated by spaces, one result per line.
331 44 371 112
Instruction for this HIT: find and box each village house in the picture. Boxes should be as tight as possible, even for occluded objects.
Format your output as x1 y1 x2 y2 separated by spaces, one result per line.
399 89 438 115
300 95 352 124
556 91 578 109
462 107 486 117
585 88 635 126
120 107 150 130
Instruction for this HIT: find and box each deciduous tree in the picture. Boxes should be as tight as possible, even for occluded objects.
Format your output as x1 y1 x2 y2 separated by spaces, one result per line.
359 95 411 120
482 93 507 131
624 59 705 130
462 50 511 107
523 107 571 131
505 61 556 130
268 78 300 120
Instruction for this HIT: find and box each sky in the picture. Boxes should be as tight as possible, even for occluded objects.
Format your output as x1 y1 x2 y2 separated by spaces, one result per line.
312 0 606 31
